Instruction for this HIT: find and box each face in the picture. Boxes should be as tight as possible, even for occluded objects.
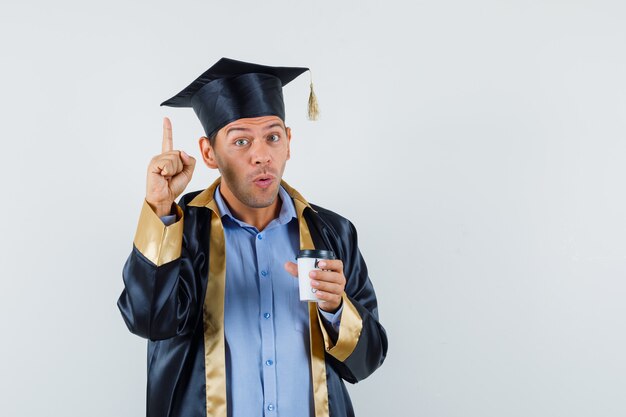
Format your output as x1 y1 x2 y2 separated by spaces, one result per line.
200 115 291 208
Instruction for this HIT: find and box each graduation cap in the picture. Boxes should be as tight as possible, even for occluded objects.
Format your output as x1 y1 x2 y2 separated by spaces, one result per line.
161 57 319 138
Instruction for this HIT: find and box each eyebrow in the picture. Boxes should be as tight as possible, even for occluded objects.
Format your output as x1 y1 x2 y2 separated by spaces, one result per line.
225 123 285 135
264 123 285 131
225 127 251 135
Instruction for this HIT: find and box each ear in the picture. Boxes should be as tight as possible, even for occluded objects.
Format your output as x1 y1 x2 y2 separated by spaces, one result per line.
199 136 219 169
285 126 292 161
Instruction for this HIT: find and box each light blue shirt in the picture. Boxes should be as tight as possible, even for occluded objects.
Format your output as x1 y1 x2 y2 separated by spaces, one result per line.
163 186 341 417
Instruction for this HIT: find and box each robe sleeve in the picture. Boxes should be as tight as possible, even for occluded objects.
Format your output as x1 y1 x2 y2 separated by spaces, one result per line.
117 200 204 341
317 219 388 383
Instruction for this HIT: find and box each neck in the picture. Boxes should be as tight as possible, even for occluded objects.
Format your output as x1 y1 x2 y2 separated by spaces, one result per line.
219 183 281 231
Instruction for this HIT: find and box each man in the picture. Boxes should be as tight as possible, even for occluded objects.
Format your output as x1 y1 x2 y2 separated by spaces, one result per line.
118 57 387 417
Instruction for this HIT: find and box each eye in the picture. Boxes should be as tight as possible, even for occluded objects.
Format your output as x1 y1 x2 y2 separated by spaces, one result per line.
234 138 249 146
268 134 280 142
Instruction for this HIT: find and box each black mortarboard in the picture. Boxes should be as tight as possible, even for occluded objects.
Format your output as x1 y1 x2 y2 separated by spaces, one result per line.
161 57 317 138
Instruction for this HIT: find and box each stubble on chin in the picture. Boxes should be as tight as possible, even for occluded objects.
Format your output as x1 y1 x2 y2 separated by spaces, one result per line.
235 182 279 208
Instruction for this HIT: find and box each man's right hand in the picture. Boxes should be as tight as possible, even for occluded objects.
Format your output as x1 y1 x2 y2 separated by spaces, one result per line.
146 117 196 217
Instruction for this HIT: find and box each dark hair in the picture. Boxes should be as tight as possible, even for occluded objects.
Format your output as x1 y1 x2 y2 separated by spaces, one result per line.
208 132 217 147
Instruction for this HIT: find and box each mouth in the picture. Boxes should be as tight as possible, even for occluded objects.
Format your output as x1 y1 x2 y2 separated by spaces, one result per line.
252 174 276 189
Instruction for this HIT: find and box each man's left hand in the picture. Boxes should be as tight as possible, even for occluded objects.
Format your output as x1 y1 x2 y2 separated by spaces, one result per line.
284 259 346 313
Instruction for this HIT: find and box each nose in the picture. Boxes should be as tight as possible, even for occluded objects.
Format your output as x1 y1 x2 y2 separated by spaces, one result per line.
251 140 271 166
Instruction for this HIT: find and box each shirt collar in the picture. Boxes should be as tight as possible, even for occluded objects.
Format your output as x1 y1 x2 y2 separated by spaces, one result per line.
213 185 297 230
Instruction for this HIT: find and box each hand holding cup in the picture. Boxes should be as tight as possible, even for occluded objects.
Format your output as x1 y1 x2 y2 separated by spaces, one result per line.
284 251 346 313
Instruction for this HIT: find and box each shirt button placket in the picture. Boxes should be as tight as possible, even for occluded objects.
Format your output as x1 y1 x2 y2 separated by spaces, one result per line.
256 230 277 414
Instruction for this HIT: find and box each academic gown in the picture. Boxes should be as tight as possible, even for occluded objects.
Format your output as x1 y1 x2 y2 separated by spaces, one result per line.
117 179 388 417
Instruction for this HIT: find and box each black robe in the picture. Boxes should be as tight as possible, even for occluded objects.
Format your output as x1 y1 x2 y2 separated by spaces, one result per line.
118 179 388 417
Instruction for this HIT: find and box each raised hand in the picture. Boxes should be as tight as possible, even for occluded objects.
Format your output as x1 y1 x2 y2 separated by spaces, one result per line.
145 117 196 217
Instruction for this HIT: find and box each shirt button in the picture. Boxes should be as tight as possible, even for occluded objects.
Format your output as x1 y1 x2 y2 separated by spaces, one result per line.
264 313 271 319
267 403 275 411
261 270 268 277
257 234 263 240
265 359 273 366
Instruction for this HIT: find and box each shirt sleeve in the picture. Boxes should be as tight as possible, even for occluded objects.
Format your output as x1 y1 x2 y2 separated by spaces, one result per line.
161 214 177 226
318 304 343 336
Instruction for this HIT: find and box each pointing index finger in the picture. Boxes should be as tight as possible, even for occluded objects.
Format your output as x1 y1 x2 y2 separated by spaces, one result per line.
162 117 173 153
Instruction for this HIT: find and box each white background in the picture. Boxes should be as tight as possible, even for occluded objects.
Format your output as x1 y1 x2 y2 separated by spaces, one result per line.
1 0 626 416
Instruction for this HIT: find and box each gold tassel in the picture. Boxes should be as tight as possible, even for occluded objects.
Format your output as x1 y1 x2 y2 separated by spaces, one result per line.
308 77 320 121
